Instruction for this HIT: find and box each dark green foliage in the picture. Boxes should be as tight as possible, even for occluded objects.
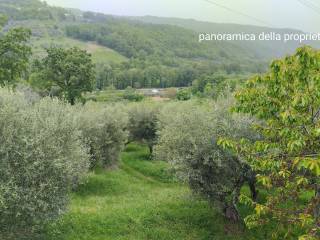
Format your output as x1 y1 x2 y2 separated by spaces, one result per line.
192 75 226 95
191 74 244 99
176 88 192 101
64 21 264 89
123 87 144 102
95 63 114 90
32 47 95 104
136 16 320 62
65 22 234 61
0 27 31 87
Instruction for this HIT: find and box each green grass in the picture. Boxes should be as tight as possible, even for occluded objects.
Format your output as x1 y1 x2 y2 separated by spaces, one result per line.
8 19 127 65
32 36 127 64
85 89 125 103
44 143 271 240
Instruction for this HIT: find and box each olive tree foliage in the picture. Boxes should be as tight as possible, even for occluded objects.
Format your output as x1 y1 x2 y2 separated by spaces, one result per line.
78 102 128 168
219 47 320 239
154 98 258 221
0 89 90 231
126 103 160 154
0 27 31 87
31 47 95 105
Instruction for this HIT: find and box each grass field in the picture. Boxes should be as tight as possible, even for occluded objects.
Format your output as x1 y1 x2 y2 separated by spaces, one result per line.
32 37 127 64
43 144 272 240
85 89 126 103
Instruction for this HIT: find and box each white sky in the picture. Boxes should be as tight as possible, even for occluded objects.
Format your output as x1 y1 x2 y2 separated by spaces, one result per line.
44 0 320 32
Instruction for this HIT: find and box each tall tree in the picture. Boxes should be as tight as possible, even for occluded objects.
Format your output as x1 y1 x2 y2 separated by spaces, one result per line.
220 46 320 239
39 47 95 105
0 27 31 87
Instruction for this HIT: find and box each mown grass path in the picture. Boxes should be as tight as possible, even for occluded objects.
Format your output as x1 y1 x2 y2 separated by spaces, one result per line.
45 144 267 240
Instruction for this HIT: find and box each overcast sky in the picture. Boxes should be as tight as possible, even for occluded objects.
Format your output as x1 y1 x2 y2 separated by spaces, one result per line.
44 0 319 32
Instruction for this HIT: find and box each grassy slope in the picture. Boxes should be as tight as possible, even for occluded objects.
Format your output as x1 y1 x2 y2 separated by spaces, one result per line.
45 144 270 240
32 36 127 64
4 18 127 65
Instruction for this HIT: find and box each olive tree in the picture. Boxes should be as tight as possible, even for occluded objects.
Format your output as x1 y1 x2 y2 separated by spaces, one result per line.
0 89 90 233
126 103 160 154
78 102 128 168
154 98 258 221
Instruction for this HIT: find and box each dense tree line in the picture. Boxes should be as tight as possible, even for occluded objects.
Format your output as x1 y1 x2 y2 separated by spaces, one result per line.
66 22 266 89
65 22 236 61
95 62 206 89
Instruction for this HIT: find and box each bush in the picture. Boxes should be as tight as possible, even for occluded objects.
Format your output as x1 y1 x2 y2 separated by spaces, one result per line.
154 97 258 221
78 102 128 168
123 87 144 102
126 103 160 154
176 88 191 101
0 89 90 232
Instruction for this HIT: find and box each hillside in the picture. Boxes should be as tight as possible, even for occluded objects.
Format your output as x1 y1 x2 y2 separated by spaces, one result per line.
1 0 318 89
2 16 127 65
134 16 320 59
32 36 127 64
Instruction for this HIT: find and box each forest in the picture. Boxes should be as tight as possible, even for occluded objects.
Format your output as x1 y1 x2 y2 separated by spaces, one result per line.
0 0 319 240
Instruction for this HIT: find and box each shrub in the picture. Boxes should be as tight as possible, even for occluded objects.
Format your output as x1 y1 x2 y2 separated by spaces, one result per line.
0 89 90 232
78 102 128 168
126 103 160 154
176 88 191 101
154 97 258 221
123 87 144 102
